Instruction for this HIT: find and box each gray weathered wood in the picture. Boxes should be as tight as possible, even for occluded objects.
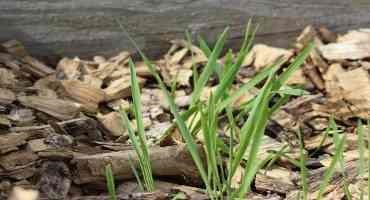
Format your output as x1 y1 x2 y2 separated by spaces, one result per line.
1 0 370 59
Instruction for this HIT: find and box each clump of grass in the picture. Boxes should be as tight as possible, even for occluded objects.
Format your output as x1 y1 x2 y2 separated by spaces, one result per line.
118 19 314 199
119 59 155 192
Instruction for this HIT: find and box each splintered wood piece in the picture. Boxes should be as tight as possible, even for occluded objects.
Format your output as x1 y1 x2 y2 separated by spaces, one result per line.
108 51 130 65
319 29 370 60
296 26 318 48
255 167 297 194
81 74 103 89
319 42 370 60
8 186 39 200
97 112 127 137
244 135 285 161
0 132 30 154
0 150 38 170
70 192 167 200
117 180 181 194
0 53 22 70
171 185 208 200
243 44 293 70
61 80 106 112
73 144 202 184
1 40 28 57
0 68 17 87
303 64 325 90
305 160 359 199
304 133 332 150
286 69 308 85
335 67 370 117
21 56 55 78
323 64 370 119
17 96 81 120
349 180 369 200
103 76 146 100
170 39 206 58
0 88 16 105
56 57 81 80
90 62 118 80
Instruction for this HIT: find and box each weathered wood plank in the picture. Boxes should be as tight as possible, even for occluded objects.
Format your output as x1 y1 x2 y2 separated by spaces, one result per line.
1 0 370 59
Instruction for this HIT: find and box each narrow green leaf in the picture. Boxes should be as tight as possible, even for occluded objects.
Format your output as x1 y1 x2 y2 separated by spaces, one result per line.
317 135 345 200
191 27 229 106
105 164 117 200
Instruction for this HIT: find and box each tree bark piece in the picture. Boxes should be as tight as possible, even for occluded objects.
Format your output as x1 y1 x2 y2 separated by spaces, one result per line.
73 144 202 185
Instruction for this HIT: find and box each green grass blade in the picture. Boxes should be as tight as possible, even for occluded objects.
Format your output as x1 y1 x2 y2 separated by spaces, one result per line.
105 164 117 200
237 80 274 197
117 20 212 196
317 135 346 200
326 117 352 200
229 72 275 179
191 27 229 106
213 23 257 102
277 42 315 86
297 129 308 200
197 35 212 56
128 156 145 192
218 60 281 111
128 59 155 191
357 120 366 178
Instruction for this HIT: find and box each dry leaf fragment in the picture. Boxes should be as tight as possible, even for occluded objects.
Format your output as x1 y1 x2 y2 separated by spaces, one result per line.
18 96 81 120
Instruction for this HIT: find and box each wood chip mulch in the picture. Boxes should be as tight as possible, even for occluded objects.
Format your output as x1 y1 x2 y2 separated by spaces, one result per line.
1 25 369 200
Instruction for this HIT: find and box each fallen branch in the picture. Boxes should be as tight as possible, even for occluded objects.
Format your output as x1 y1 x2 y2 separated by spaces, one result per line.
72 144 202 185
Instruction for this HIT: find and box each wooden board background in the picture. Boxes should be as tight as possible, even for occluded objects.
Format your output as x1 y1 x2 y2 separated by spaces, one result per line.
1 0 370 59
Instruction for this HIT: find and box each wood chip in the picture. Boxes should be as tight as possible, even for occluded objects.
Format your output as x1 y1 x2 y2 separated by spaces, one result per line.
8 186 39 200
0 88 15 105
319 29 370 60
255 167 297 194
0 150 38 170
18 96 81 120
73 144 202 185
243 44 293 70
22 56 55 78
97 112 127 137
103 76 145 100
56 57 81 80
0 132 30 154
61 80 106 112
